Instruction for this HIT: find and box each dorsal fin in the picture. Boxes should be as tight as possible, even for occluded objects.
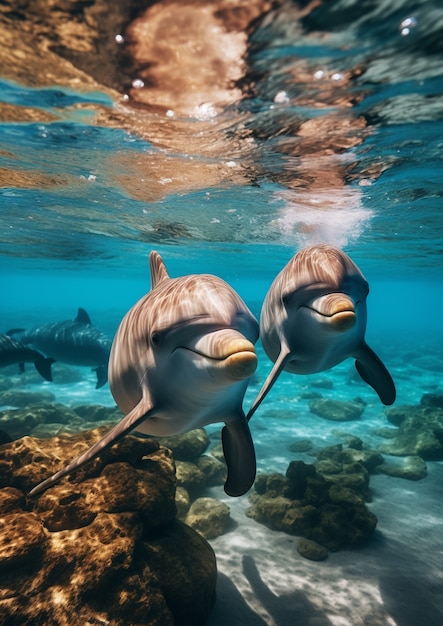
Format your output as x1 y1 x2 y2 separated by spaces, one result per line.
76 308 91 325
149 251 170 289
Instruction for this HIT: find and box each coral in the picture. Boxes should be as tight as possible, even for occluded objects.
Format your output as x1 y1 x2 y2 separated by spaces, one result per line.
0 429 216 626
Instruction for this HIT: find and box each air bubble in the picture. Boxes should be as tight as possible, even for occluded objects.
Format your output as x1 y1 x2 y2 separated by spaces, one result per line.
132 79 145 89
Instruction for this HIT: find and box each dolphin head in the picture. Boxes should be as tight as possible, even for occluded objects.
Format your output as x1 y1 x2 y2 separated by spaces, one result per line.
109 265 259 424
247 244 395 419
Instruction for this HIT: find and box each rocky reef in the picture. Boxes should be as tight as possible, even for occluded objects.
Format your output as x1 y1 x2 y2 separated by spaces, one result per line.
0 428 217 626
377 394 443 460
246 457 378 558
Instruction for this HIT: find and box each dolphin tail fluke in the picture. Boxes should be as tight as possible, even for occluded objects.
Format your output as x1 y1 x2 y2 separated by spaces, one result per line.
246 347 291 421
94 364 108 389
222 417 256 497
34 357 55 382
355 343 396 406
29 398 153 497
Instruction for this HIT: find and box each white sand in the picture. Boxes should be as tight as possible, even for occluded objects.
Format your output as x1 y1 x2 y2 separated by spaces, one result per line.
206 465 443 626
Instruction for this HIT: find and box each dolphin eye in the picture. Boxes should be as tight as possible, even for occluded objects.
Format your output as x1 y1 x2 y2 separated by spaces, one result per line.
151 331 162 347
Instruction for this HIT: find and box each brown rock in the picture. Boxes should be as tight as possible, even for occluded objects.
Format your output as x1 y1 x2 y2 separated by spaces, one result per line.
185 497 231 539
0 429 217 625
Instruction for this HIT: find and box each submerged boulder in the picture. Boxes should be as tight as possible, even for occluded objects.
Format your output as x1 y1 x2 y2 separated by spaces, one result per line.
309 398 365 421
0 428 217 626
380 402 443 460
246 460 377 553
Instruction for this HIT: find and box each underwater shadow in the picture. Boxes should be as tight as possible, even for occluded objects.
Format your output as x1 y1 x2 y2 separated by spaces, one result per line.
242 554 334 626
208 571 268 626
376 537 443 626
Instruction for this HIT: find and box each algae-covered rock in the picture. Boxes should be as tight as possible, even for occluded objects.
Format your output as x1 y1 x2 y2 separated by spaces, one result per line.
247 460 377 551
377 456 428 481
309 398 364 421
379 404 443 460
287 438 314 453
0 402 81 440
0 429 217 626
0 389 56 408
185 497 231 539
159 429 210 461
297 538 329 561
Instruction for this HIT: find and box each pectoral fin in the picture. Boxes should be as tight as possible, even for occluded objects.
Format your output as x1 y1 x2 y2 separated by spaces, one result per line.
94 363 108 389
29 397 154 496
246 344 292 421
221 417 256 497
355 343 396 406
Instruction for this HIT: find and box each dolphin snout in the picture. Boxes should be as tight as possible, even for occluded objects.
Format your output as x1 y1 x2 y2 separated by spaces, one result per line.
308 294 357 332
188 329 257 379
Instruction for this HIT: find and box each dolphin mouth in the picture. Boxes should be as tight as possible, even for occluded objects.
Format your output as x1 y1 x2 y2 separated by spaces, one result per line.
302 293 357 332
180 330 258 380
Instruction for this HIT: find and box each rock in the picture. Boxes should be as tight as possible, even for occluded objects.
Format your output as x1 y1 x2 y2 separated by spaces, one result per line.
175 486 191 519
73 404 123 422
0 403 82 440
378 404 443 460
0 389 56 408
372 426 399 439
309 398 364 421
287 439 314 453
159 429 210 461
175 460 207 497
297 538 329 561
420 393 443 409
385 405 417 427
185 497 231 539
196 454 226 486
311 378 334 389
0 429 216 626
377 456 428 481
247 461 377 551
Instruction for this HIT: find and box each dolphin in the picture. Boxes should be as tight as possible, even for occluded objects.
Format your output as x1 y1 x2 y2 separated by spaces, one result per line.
7 308 112 388
0 333 54 381
29 251 259 498
246 244 396 420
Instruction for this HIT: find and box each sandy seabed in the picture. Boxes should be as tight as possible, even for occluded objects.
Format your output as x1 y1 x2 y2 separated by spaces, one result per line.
206 465 443 626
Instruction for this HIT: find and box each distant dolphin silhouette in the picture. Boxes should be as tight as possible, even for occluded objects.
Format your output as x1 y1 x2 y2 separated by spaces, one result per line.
0 333 54 381
29 251 259 497
7 308 112 388
247 244 396 420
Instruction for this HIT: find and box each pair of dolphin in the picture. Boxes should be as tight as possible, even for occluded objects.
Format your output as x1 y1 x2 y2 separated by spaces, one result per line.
29 245 396 498
8 308 113 389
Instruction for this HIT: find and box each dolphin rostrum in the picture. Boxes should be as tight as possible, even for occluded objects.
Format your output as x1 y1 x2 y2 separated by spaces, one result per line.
8 308 112 388
247 244 396 420
30 251 259 497
0 333 54 381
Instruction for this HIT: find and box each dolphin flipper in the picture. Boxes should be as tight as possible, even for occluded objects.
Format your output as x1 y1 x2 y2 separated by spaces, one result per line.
29 397 154 496
94 363 108 389
221 417 256 497
246 345 292 421
34 357 55 382
355 343 396 406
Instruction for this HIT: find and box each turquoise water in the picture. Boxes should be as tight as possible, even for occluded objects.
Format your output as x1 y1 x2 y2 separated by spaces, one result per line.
1 0 442 624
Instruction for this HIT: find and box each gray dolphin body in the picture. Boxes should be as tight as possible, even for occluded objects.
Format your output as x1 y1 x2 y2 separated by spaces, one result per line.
0 333 54 381
247 244 396 420
30 252 259 497
8 308 112 388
